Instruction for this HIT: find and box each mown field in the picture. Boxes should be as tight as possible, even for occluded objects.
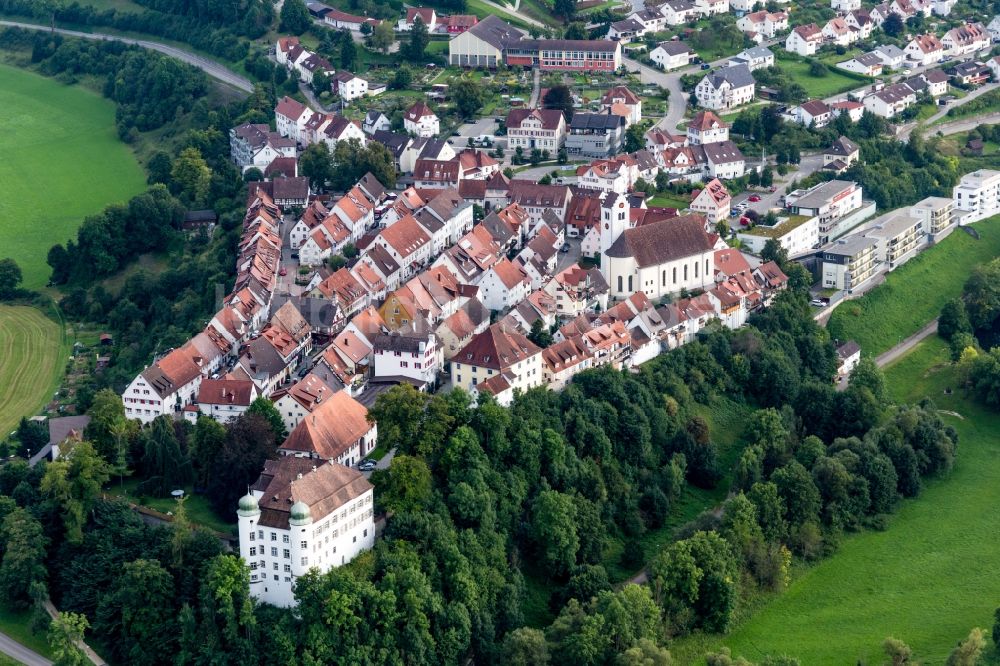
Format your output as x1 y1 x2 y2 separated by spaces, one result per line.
0 63 145 289
673 336 1000 664
827 214 1000 357
0 305 69 438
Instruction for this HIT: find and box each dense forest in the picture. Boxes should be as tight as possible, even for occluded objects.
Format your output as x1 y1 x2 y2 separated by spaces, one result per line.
939 258 1000 407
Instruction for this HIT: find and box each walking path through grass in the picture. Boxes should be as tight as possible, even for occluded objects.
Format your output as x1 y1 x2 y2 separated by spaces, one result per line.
827 215 1000 357
674 336 1000 664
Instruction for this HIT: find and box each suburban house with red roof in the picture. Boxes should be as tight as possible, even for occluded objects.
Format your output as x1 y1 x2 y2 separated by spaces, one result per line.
403 102 440 137
690 179 731 224
505 108 567 153
785 23 824 56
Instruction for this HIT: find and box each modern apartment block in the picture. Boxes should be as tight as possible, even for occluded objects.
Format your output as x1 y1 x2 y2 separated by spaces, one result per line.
820 235 879 292
865 213 924 270
910 196 955 241
953 169 1000 224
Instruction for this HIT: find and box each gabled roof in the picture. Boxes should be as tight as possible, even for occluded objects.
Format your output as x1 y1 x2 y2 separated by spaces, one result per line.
702 141 745 165
601 85 641 105
252 457 371 529
800 99 831 116
909 33 943 53
827 136 859 156
791 23 823 40
455 323 541 370
280 390 373 459
705 64 754 89
689 110 730 132
464 14 525 49
488 257 530 289
275 96 310 121
606 214 714 268
405 101 437 122
505 108 565 131
655 40 692 56
380 214 431 257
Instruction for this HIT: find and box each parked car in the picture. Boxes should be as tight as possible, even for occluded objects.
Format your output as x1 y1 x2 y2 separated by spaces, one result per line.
560 243 570 253
290 251 299 259
748 194 761 202
279 267 288 276
701 63 711 70
810 299 826 307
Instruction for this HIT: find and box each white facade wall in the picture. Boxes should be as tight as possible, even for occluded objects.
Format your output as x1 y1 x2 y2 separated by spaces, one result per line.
239 488 375 608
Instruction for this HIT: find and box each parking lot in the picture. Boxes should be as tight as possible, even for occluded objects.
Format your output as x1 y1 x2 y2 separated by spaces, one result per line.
451 116 501 146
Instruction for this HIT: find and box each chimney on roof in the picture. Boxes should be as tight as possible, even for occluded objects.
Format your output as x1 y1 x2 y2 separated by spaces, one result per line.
296 473 303 480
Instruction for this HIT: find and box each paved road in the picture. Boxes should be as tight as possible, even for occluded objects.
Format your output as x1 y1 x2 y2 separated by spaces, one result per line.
0 20 253 93
623 56 689 132
876 319 939 368
897 82 1000 140
0 632 51 666
732 152 825 217
927 112 1000 138
529 67 542 108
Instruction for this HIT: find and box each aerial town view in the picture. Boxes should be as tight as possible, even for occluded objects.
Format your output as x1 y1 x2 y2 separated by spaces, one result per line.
0 0 999 663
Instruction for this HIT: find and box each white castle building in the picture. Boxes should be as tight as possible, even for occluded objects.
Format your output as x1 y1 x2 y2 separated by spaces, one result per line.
238 456 375 608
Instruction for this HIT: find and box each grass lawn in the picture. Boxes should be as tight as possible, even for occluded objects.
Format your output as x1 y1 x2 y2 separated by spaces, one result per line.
0 606 52 658
0 63 145 289
777 58 867 98
0 305 70 437
673 336 1000 664
827 214 1000 357
648 194 691 209
107 478 237 535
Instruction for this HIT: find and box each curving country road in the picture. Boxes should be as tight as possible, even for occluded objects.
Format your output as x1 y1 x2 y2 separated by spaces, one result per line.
0 20 253 93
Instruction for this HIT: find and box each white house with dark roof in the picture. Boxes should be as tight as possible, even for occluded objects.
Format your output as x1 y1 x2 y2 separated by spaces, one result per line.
650 40 693 70
872 44 906 69
661 0 699 25
837 51 884 76
729 45 775 71
331 71 369 101
701 141 746 178
695 64 755 110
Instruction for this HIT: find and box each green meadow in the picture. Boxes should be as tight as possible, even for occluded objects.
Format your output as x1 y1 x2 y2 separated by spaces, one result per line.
0 62 145 289
675 335 1000 664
